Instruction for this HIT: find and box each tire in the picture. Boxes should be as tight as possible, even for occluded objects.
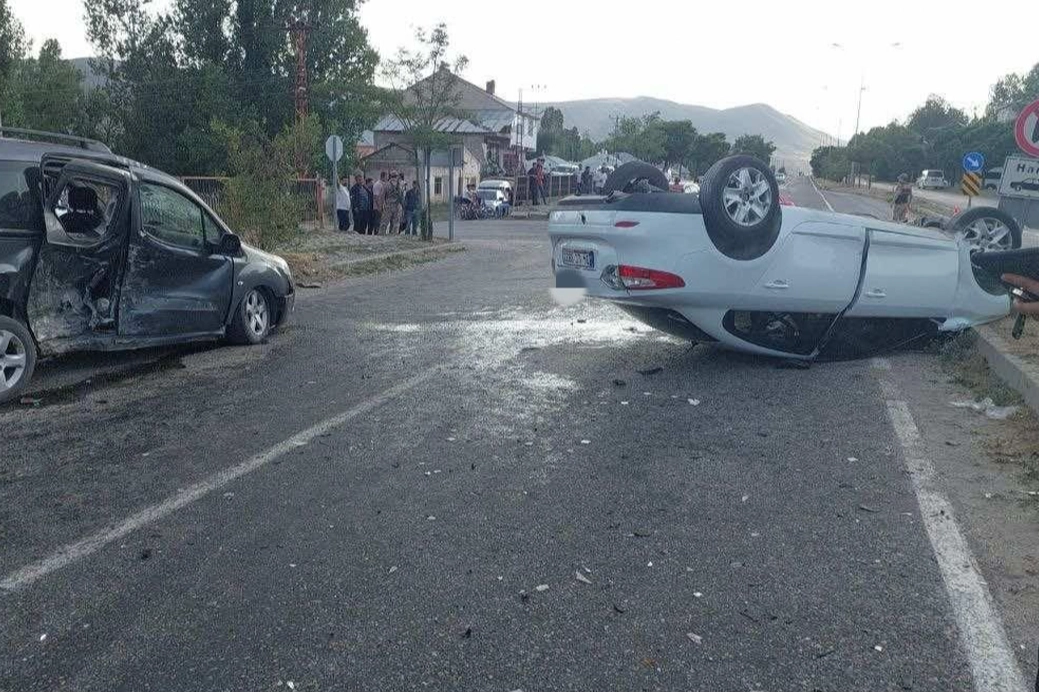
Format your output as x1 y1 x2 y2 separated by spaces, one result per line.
601 162 668 195
227 288 272 345
0 315 36 404
945 206 1021 252
698 155 782 260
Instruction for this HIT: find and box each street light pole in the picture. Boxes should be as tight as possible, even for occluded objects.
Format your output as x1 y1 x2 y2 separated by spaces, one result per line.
853 76 865 138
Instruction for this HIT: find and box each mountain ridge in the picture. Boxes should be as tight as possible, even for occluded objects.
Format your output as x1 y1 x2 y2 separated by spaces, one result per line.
542 96 830 166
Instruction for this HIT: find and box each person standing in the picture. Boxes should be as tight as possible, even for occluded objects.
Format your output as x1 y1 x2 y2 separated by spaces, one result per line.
350 173 369 234
581 166 593 195
593 165 607 194
335 176 352 231
371 170 387 234
535 157 546 205
404 179 422 236
364 178 376 235
892 173 913 222
382 171 403 234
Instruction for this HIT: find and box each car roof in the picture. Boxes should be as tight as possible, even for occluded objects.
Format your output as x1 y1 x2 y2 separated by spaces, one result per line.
0 135 180 186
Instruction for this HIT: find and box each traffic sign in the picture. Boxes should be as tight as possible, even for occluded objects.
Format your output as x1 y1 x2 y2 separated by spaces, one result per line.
324 135 344 163
962 151 984 173
1014 99 1039 157
961 172 982 196
999 155 1039 199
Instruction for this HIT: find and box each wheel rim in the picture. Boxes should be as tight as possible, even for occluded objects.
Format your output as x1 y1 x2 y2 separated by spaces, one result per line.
244 290 269 337
959 217 1013 252
723 167 773 227
0 329 28 394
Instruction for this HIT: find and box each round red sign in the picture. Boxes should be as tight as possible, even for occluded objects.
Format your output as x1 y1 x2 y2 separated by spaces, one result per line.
1015 98 1039 157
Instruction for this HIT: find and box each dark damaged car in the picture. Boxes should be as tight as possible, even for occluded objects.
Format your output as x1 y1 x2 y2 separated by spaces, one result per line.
0 130 294 403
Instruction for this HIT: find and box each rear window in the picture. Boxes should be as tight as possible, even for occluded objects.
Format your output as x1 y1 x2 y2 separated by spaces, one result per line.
924 170 943 178
0 160 43 232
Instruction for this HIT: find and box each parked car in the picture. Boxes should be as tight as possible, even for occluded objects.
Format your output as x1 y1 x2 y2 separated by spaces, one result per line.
475 188 509 216
548 156 1024 362
0 128 294 403
1010 178 1039 193
916 169 948 189
477 178 513 195
983 167 1003 190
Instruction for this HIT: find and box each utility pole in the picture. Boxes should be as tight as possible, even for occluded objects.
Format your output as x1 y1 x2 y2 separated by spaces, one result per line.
853 76 865 139
286 17 314 175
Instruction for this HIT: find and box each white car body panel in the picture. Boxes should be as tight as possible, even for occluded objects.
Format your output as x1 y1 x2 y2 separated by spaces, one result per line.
549 202 1011 360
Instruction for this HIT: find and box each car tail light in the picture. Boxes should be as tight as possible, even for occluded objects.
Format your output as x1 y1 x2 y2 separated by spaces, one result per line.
614 220 640 228
601 265 685 290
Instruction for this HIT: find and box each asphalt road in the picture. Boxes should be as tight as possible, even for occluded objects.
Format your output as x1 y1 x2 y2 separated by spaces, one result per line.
0 194 1029 689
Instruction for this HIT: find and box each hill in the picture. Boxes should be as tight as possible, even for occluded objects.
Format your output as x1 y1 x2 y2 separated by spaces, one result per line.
544 97 831 168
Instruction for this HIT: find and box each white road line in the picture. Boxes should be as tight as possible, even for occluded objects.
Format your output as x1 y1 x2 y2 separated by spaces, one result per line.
870 358 1026 691
809 177 835 212
0 370 436 593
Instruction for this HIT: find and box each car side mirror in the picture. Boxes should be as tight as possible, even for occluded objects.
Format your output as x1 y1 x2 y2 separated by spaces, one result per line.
217 232 242 255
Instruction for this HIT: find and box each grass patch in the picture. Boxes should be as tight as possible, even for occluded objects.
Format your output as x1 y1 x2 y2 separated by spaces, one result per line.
935 331 1023 406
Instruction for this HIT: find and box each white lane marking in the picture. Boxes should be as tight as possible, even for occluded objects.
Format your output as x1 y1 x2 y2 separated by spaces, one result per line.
872 358 1026 691
809 177 836 212
0 370 436 593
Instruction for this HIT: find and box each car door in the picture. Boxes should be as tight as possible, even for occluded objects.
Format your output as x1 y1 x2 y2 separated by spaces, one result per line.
845 227 959 318
117 180 233 338
25 160 131 351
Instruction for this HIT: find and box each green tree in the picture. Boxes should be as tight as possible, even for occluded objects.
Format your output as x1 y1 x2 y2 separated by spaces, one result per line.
687 131 729 175
730 134 775 163
0 0 28 125
12 39 84 133
659 120 696 172
381 23 468 241
605 112 664 163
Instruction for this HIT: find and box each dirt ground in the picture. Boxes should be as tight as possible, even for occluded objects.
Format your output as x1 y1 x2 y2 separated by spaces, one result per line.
277 229 459 285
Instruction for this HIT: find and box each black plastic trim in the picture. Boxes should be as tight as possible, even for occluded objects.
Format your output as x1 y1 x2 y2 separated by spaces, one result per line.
556 193 702 215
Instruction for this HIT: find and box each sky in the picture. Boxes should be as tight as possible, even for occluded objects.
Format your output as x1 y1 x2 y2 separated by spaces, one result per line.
11 0 1038 139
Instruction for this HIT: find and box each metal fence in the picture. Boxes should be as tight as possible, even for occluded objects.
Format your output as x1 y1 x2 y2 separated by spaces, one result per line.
512 174 579 203
180 176 326 224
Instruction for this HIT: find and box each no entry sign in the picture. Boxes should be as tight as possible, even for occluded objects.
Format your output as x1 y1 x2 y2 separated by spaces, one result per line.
1015 98 1039 157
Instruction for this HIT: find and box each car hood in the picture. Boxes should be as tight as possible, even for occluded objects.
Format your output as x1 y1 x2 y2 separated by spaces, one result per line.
241 242 292 276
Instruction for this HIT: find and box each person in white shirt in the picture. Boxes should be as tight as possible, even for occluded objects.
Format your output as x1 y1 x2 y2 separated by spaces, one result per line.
593 166 608 194
335 176 352 231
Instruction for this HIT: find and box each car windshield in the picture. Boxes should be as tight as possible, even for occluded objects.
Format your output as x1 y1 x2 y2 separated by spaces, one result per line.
4 5 1039 692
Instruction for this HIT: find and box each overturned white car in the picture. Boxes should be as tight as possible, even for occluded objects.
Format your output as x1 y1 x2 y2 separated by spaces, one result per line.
549 156 1027 361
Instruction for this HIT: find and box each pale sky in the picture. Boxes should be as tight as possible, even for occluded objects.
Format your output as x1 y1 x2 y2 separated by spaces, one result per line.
11 0 1038 138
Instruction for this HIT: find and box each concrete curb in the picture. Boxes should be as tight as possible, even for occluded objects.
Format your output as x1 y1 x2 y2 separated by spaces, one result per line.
329 243 464 269
974 324 1039 414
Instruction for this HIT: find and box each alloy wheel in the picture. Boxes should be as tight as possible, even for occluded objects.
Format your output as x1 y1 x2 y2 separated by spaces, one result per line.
244 290 269 338
723 167 773 227
0 329 28 394
959 217 1013 252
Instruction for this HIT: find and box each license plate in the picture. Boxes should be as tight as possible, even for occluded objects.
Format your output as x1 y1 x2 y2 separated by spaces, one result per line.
562 248 594 270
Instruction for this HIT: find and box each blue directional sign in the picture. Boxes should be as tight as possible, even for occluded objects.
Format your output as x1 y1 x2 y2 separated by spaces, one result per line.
963 151 985 173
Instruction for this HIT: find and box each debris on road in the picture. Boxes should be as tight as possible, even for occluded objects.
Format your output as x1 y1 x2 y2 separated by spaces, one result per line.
535 584 549 592
741 495 749 503
447 437 456 442
287 681 295 691
580 439 591 445
858 504 880 513
847 457 859 462
426 515 436 521
613 603 627 614
296 281 322 289
688 399 701 406
389 566 398 574
949 397 1019 420
462 626 472 639
612 378 627 387
39 634 46 642
686 632 703 645
621 401 629 405
873 645 884 652
19 396 41 406
693 592 703 598
575 570 592 585
637 366 663 376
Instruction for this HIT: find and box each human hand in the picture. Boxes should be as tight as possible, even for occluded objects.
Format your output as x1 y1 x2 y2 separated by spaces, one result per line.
1002 274 1039 315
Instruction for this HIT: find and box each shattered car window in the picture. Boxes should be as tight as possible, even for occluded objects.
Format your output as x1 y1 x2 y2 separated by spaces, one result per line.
140 183 205 250
53 179 121 238
0 161 42 232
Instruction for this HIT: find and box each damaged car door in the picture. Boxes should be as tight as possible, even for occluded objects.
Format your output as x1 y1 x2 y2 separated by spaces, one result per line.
117 180 233 339
26 160 131 353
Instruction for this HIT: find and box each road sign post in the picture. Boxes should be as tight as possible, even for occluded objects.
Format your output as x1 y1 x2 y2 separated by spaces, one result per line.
961 172 982 207
325 135 344 229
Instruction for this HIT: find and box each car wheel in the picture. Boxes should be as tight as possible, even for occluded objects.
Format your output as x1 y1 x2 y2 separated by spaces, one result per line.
601 162 669 195
227 288 272 345
946 207 1021 252
698 155 782 260
0 316 36 404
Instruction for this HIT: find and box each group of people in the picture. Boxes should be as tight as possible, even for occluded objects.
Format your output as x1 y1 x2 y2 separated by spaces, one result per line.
579 165 610 195
336 170 423 235
527 157 548 205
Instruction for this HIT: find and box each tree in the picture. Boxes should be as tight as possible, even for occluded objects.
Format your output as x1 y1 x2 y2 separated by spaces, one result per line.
535 105 564 156
12 40 84 133
986 63 1039 118
687 132 729 175
907 95 967 139
730 134 775 163
0 0 28 125
659 120 696 172
605 112 664 163
381 23 468 241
